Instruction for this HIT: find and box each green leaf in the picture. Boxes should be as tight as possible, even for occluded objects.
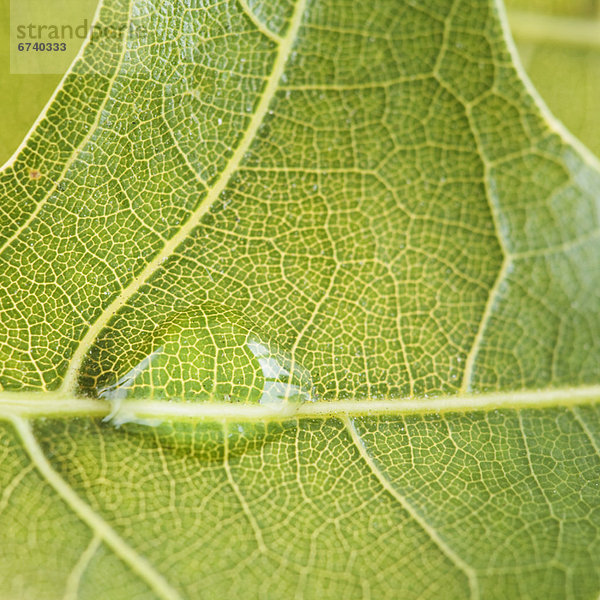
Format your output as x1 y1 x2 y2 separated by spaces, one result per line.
1 0 599 598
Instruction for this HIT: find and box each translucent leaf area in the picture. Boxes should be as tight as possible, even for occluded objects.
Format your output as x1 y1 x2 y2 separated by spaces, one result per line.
0 0 599 598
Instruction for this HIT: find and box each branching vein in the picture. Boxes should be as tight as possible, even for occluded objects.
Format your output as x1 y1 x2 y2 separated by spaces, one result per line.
11 416 183 600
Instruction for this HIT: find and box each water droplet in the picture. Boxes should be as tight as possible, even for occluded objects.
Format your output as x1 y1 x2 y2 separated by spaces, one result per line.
96 303 313 407
84 303 312 454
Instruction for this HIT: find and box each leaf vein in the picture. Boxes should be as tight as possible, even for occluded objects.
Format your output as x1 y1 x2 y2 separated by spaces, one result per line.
60 0 308 393
0 0 133 259
11 416 182 600
343 416 479 600
236 0 283 44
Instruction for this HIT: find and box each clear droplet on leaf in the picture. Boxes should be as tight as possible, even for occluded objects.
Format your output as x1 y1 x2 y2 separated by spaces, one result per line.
95 303 313 406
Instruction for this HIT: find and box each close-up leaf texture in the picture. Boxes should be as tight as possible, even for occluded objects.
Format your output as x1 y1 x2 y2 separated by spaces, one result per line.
0 0 599 598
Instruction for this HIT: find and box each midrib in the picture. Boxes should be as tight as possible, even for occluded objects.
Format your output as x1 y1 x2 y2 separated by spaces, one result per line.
60 0 307 393
3 385 599 421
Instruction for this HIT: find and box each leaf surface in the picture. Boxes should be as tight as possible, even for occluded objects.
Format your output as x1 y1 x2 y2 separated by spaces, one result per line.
0 0 599 598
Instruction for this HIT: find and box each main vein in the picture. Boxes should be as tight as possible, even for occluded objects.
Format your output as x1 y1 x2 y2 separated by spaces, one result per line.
1 385 599 421
60 0 307 393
